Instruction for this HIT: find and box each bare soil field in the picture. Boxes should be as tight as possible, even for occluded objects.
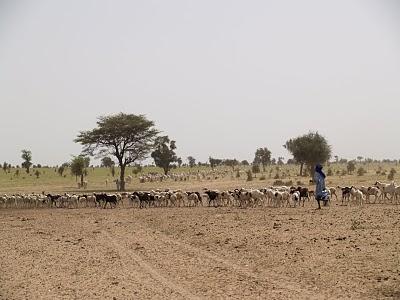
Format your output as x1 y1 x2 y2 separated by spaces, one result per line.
1 204 399 299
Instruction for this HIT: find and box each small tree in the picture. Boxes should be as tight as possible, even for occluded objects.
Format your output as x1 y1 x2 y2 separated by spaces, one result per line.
101 157 115 168
209 157 223 170
187 156 196 168
58 165 65 177
286 158 295 165
132 164 142 175
388 168 396 180
2 162 8 173
347 161 356 175
70 155 88 186
75 113 158 191
224 159 239 171
241 160 249 166
357 167 367 176
284 132 331 176
58 163 69 176
34 170 40 179
21 149 33 173
252 164 260 174
253 147 272 171
151 136 179 175
177 157 183 168
236 169 240 178
246 170 253 181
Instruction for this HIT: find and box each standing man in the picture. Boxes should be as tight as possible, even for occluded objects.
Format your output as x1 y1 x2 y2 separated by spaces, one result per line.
314 164 329 209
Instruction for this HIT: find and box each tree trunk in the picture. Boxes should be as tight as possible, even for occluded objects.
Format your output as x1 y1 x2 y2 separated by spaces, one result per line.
300 163 304 176
120 164 126 191
164 166 168 175
80 174 84 186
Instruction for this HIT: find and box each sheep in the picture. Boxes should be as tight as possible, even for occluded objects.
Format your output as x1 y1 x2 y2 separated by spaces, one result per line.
326 187 338 201
272 191 289 208
186 192 201 207
350 187 365 206
249 189 265 207
374 181 396 202
338 186 352 205
289 190 301 207
204 190 220 207
359 186 380 203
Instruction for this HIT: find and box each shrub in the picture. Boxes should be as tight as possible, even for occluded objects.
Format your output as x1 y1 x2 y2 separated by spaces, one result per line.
252 164 260 174
285 180 293 186
357 167 367 176
347 161 356 174
341 169 347 176
274 173 280 179
272 179 293 186
273 179 284 186
236 169 240 178
259 175 266 180
246 170 253 181
388 168 396 180
327 168 333 176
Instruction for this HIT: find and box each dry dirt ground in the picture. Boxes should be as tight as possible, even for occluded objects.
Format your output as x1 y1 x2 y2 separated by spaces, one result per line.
1 204 399 300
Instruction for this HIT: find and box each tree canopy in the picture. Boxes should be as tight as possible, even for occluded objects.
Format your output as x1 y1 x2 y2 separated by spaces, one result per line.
70 155 89 185
75 113 159 190
253 147 272 171
284 132 331 176
21 149 32 173
187 156 196 168
151 136 179 175
101 156 115 168
209 157 223 170
223 159 239 170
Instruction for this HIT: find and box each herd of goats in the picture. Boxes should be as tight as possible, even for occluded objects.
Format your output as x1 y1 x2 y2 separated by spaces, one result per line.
0 181 399 209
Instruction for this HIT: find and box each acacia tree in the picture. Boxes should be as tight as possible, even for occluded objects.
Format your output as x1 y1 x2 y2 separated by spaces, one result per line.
2 162 8 173
347 160 356 175
58 162 69 177
177 157 183 168
187 156 196 168
224 159 239 171
21 149 33 173
101 157 115 168
209 157 223 170
241 160 249 166
253 147 272 171
284 132 331 176
151 136 178 175
70 155 89 185
75 113 158 191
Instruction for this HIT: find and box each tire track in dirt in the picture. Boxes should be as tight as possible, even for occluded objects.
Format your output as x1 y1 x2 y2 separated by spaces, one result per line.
101 217 335 300
102 230 201 300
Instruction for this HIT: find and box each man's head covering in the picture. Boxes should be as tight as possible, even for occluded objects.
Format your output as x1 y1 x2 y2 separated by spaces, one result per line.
315 163 326 178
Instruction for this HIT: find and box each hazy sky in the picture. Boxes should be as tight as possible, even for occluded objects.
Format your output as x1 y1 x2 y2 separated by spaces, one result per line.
0 0 399 166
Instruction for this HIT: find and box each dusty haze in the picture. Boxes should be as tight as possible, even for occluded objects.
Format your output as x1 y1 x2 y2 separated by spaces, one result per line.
0 0 399 166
